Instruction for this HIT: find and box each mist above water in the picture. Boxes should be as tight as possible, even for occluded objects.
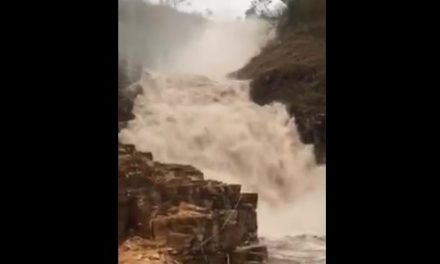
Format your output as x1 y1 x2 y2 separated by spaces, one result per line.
119 15 325 238
156 19 272 78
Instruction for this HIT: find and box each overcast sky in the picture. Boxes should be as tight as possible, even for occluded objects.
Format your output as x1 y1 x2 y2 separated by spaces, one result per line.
147 0 284 20
179 0 251 19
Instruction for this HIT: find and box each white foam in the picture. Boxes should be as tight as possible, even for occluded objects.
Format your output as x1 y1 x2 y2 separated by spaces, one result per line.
119 19 325 238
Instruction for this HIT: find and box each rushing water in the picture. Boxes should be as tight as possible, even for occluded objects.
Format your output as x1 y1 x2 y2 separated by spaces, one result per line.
262 235 326 264
119 18 325 263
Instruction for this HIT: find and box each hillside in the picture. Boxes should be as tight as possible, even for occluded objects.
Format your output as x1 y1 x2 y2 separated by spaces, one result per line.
233 0 326 164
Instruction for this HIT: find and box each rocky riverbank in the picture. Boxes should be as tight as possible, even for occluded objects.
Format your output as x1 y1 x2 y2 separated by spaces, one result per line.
118 143 268 264
232 0 326 164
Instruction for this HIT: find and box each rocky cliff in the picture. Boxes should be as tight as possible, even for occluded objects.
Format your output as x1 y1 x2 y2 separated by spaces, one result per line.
118 143 268 264
232 0 326 164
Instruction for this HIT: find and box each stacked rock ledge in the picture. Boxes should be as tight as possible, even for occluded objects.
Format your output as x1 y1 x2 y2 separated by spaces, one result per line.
118 143 268 264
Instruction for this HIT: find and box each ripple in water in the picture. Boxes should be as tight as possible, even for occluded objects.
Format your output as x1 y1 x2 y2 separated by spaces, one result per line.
262 235 326 264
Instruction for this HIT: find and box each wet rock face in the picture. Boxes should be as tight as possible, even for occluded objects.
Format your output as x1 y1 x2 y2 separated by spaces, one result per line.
232 9 326 165
118 143 268 264
236 65 326 165
118 61 143 130
312 114 326 164
292 111 326 165
248 67 326 165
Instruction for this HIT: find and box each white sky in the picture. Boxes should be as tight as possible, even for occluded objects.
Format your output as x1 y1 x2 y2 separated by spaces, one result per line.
146 0 284 21
178 0 251 20
146 0 286 21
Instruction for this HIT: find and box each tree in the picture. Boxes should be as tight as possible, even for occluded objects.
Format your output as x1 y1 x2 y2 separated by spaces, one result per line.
245 5 257 19
160 0 187 9
245 0 284 20
205 8 213 17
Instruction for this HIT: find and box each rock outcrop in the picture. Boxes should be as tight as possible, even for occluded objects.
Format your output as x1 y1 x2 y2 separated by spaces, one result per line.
118 143 268 264
118 60 143 131
232 0 326 164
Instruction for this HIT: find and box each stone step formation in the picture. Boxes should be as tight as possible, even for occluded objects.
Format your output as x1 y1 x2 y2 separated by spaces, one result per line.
118 143 268 264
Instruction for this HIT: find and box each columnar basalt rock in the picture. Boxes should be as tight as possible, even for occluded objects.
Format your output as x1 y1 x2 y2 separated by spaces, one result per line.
118 143 268 264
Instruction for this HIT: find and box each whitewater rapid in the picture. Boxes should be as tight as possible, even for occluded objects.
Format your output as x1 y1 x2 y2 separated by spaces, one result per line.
119 18 325 263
